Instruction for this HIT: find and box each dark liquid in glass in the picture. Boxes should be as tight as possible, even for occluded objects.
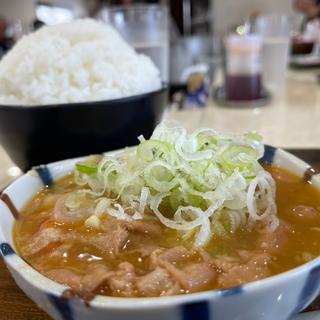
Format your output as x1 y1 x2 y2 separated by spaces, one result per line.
226 74 261 101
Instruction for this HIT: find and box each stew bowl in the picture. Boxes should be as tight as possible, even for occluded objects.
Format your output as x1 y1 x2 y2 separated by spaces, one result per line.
0 146 319 320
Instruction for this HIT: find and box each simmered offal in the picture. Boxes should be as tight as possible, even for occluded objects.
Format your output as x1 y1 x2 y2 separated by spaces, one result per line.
13 124 320 298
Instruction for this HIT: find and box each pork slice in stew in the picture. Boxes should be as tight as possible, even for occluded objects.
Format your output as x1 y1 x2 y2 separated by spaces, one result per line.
258 221 291 254
136 267 181 296
214 250 272 288
150 246 217 292
150 246 193 268
157 259 217 292
22 227 63 256
107 262 137 297
158 246 192 264
291 205 320 222
127 245 160 257
89 225 129 256
126 220 162 237
45 264 112 298
48 243 72 259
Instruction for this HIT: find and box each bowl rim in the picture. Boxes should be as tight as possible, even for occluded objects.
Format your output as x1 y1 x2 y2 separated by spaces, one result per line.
0 85 168 111
1 145 320 309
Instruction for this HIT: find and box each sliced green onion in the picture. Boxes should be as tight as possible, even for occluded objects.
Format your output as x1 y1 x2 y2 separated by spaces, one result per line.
74 122 277 247
245 131 262 142
76 162 98 175
197 134 217 150
137 140 172 162
221 145 257 171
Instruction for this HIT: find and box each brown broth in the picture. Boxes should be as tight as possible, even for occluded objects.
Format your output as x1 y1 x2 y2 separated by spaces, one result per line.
13 166 320 297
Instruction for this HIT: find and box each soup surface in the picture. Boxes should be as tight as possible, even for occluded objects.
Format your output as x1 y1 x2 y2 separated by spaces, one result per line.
14 166 320 299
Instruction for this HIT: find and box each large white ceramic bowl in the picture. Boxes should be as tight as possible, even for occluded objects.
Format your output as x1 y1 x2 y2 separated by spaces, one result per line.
1 146 320 320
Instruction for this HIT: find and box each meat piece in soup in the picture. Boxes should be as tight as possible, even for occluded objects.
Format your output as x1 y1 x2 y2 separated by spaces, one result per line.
13 166 320 298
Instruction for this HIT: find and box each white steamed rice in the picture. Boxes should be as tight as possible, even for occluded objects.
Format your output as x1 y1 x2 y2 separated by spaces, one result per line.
0 19 162 106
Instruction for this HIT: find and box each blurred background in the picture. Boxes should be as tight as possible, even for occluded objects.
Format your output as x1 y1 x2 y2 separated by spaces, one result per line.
0 0 302 37
1 0 318 98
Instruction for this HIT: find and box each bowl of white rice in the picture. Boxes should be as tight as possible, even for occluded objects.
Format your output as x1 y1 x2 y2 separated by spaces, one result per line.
0 19 167 171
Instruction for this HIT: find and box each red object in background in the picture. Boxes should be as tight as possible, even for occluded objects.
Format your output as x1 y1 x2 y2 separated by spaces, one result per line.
226 74 262 101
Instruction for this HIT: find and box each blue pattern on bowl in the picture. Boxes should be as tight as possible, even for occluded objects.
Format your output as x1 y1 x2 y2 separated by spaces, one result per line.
48 294 74 320
0 242 15 256
259 145 276 165
182 301 210 320
34 165 54 186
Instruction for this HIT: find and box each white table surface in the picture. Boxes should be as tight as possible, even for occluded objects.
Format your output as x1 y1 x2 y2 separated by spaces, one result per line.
169 69 320 149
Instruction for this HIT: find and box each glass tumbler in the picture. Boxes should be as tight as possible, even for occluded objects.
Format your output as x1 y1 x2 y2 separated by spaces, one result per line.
105 4 169 83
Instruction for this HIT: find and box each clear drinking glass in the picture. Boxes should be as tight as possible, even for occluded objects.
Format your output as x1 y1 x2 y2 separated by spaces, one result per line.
105 4 169 83
253 14 291 90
